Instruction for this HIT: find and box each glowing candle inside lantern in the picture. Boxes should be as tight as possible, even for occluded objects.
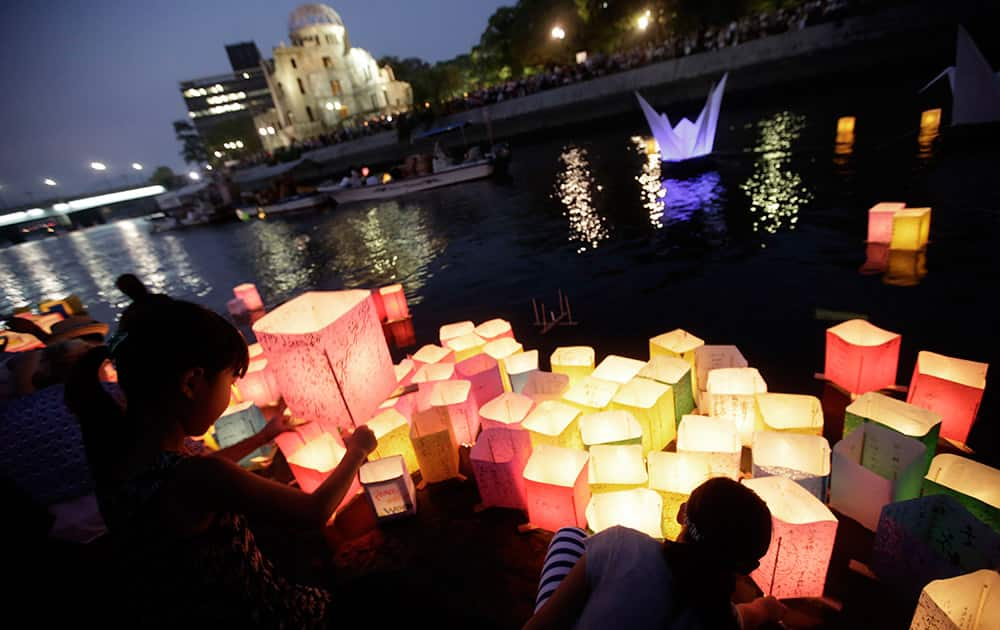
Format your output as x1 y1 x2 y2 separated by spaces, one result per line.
705 368 767 447
439 321 475 345
694 345 747 408
367 408 419 473
676 415 741 479
470 428 533 511
522 400 583 450
410 401 460 484
588 444 648 493
417 379 480 445
586 489 664 539
504 349 539 393
379 284 409 321
867 202 906 244
563 376 620 415
445 332 487 362
233 283 264 311
649 328 704 387
907 351 988 446
521 371 570 403
911 569 1000 630
648 451 711 540
755 393 824 435
523 445 591 532
284 432 361 509
411 343 455 367
479 392 535 432
890 207 932 251
592 355 647 385
611 377 676 454
360 455 417 520
474 318 514 342
411 362 456 384
824 319 901 396
752 431 831 500
234 357 282 408
550 346 596 386
924 454 1000 534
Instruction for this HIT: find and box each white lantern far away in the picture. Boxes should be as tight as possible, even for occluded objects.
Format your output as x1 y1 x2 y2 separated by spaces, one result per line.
705 367 767 447
610 377 676 454
924 454 1000 534
586 489 664 539
676 415 741 480
755 393 824 435
551 346 596 386
752 431 831 501
648 451 712 540
639 355 696 422
910 569 1000 630
579 410 643 449
504 349 539 393
522 399 583 450
592 355 648 385
588 444 648 493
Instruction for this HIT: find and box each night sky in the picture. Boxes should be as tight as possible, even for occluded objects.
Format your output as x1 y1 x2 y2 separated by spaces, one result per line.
0 0 507 206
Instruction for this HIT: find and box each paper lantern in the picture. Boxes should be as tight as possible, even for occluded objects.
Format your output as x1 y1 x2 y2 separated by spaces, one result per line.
247 343 264 361
410 400 461 484
639 356 696 423
366 408 419 474
824 319 901 396
503 349 539 393
226 298 248 320
522 400 583 450
752 431 831 501
474 318 514 341
0 331 43 353
383 318 416 348
588 444 647 493
484 338 524 391
233 283 264 311
379 284 409 321
867 202 906 243
924 454 1000 533
648 451 712 540
585 489 663 539
445 332 486 362
455 353 505 409
591 355 646 386
470 428 533 511
579 410 642 449
694 345 747 407
394 359 416 387
411 344 455 367
523 445 591 532
214 401 273 468
676 415 742 480
755 393 823 435
283 432 362 508
562 376 620 414
649 328 704 387
860 242 890 275
705 368 767 447
550 346 596 386
907 351 988 445
479 392 534 432
611 377 676 454
891 207 932 251
830 421 927 530
234 358 281 408
379 388 416 424
417 379 479 446
439 320 475 345
252 290 395 433
521 371 570 403
370 287 387 322
910 570 1000 630
411 362 455 384
920 108 942 135
845 391 941 472
360 455 417 520
743 476 838 599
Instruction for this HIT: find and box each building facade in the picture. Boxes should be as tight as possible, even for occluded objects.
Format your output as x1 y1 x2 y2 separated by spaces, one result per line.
255 4 412 150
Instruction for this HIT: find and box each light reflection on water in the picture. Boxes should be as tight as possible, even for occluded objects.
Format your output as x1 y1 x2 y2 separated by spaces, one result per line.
631 136 666 228
741 111 813 236
555 145 610 253
662 171 726 227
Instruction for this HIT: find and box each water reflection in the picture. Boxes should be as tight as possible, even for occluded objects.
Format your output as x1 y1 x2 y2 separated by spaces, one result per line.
11 241 67 302
66 230 126 310
555 145 609 253
917 108 941 161
741 111 813 235
117 220 168 295
631 136 665 227
245 220 317 303
0 251 30 308
662 172 726 226
858 242 928 287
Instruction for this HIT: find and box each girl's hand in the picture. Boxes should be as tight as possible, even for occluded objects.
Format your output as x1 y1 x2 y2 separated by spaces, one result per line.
263 413 305 440
343 425 377 458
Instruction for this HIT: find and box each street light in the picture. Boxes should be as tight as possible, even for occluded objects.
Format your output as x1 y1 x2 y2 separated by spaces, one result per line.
551 25 566 40
43 178 57 186
214 150 223 158
188 172 201 181
131 162 143 171
637 10 651 31
90 161 107 171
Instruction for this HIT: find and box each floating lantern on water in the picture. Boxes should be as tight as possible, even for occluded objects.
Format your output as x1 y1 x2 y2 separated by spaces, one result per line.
474 318 514 342
383 318 416 349
233 283 264 312
411 343 455 367
910 570 1000 630
824 319 901 396
252 290 395 433
924 454 1000 534
676 415 741 479
360 455 417 521
648 451 712 540
579 410 643 449
550 346 596 387
891 207 932 251
588 444 647 493
521 371 570 403
752 431 831 501
522 400 583 450
523 445 591 532
214 401 273 468
562 376 621 415
592 355 647 385
867 202 907 244
410 398 461 485
639 356 696 423
907 351 988 446
837 116 856 135
479 392 534 432
920 109 942 136
226 298 249 320
585 489 663 539
470 428 533 511
444 333 486 362
845 392 941 472
438 321 475 346
635 73 728 163
504 349 539 393
694 345 747 408
366 408 419 474
283 431 361 509
743 476 838 599
38 298 76 317
234 357 281 408
378 284 409 321
410 362 455 384
705 367 767 447
455 353 505 409
416 379 479 446
611 377 675 454
754 393 824 435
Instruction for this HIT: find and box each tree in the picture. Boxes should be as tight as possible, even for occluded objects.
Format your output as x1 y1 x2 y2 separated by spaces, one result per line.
173 120 208 164
148 166 177 189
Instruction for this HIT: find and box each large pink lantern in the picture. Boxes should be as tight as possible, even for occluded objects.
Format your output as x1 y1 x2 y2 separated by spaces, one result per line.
470 428 533 511
252 290 395 433
378 284 409 321
866 202 906 244
233 283 264 311
455 353 505 409
824 319 901 396
479 392 535 432
907 351 988 445
523 445 591 532
234 357 281 408
474 318 515 342
416 379 479 445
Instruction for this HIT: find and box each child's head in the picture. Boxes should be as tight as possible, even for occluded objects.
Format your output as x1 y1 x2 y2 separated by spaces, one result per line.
679 477 772 575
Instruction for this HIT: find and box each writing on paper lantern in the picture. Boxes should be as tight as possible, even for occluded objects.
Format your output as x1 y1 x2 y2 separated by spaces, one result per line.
284 432 361 509
379 284 409 321
676 415 741 480
907 351 988 445
910 570 1000 630
611 377 676 454
890 207 931 251
233 283 264 312
585 489 664 539
522 400 583 450
445 332 487 362
439 321 475 345
867 202 906 244
924 454 1000 534
845 392 941 472
411 362 456 384
649 329 704 387
417 379 479 446
470 428 533 511
410 400 460 484
360 455 417 520
754 393 823 436
639 356 696 423
253 290 395 433
479 392 535 432
579 410 643 449
504 349 539 393
705 368 767 447
588 444 647 493
752 431 831 501
234 358 282 408
521 371 570 403
523 445 591 532
366 408 419 474
694 345 747 408
214 401 273 468
474 318 514 342
743 476 838 599
411 344 455 367
562 376 621 414
455 353 505 409
824 319 901 396
551 346 596 386
648 451 712 540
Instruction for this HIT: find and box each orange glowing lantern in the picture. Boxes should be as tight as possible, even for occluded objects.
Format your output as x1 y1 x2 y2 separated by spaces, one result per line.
752 431 831 501
611 377 676 454
585 489 664 539
479 392 535 432
470 428 533 511
705 368 767 447
890 207 932 251
676 415 741 480
455 353 505 409
522 400 583 450
283 432 361 509
867 202 906 244
445 332 486 362
837 116 856 135
234 357 281 408
360 455 417 520
919 108 942 135
411 362 455 384
924 454 1000 534
233 283 264 312
523 445 591 532
416 379 479 445
592 355 647 385
639 356 696 424
521 371 570 403
366 408 419 474
438 320 475 345
411 343 455 367
378 284 409 321
504 349 539 393
562 376 621 414
410 399 461 484
910 570 1000 630
755 393 824 435
648 451 712 540
383 318 417 349
252 291 396 433
649 328 704 387
907 351 988 445
743 476 838 599
579 410 642 449
694 345 747 408
824 319 901 396
474 318 514 342
550 346 596 387
845 392 941 472
588 444 647 493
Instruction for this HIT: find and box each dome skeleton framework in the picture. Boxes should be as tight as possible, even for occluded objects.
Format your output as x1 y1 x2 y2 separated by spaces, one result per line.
288 3 345 33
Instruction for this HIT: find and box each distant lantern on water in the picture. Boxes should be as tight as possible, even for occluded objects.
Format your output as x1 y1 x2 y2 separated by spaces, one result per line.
562 376 620 415
470 428 533 512
522 399 583 450
919 108 942 136
233 283 264 312
366 407 419 474
867 202 906 244
648 451 711 540
676 415 741 480
234 357 282 408
907 351 988 446
579 410 643 449
639 355 696 423
755 393 824 436
837 116 856 135
610 377 675 454
521 371 570 403
479 392 535 432
824 319 901 396
588 444 648 493
417 379 479 446
523 444 591 532
890 207 932 251
592 355 648 385
474 318 514 342
752 431 831 501
360 455 417 521
585 488 663 539
704 367 767 447
910 570 1000 630
455 353 505 409
503 349 539 393
923 454 1000 534
550 346 596 386
378 284 409 321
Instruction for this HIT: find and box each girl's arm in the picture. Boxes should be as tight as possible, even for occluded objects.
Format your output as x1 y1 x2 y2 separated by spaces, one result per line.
210 413 298 463
523 557 590 630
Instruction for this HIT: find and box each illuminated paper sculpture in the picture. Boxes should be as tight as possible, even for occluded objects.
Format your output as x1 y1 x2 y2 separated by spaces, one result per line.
907 351 988 445
867 202 906 243
579 410 643 449
635 73 728 163
551 346 596 386
752 432 831 501
235 358 282 408
411 344 455 367
755 393 824 435
411 362 455 384
824 319 901 395
474 318 514 342
705 368 767 447
445 332 486 362
504 350 539 393
648 451 712 540
589 444 647 493
523 445 591 532
214 401 273 468
744 476 838 599
611 378 676 454
252 291 395 432
891 208 932 251
910 570 1000 630
521 371 570 403
284 432 361 507
455 354 505 409
845 392 941 472
639 356 696 423
921 26 1000 127
233 283 264 311
479 392 535 432
924 454 1000 533
694 345 747 407
360 455 416 520
585 489 664 539
522 400 583 450
379 284 409 321
367 408 419 474
562 376 621 414
676 415 742 480
417 379 479 446
410 400 461 484
649 328 704 365
470 428 532 511
439 321 475 345
592 355 647 385
830 421 927 530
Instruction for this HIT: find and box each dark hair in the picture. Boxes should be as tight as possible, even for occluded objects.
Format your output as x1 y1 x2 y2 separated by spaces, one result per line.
663 477 771 629
66 276 249 485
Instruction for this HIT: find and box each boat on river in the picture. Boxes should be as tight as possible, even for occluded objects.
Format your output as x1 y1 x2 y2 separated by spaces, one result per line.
234 193 330 221
317 159 494 206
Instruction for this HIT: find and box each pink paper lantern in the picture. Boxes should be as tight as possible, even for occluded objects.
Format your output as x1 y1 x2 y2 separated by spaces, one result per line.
370 288 387 322
416 379 480 445
825 319 901 395
383 318 416 349
252 290 396 433
521 371 570 403
474 318 515 342
867 202 906 244
235 357 281 408
455 353 505 410
233 283 264 312
479 392 535 432
523 445 591 532
411 344 455 367
226 298 249 319
280 430 361 513
411 362 455 384
379 284 409 321
907 351 989 445
471 428 533 511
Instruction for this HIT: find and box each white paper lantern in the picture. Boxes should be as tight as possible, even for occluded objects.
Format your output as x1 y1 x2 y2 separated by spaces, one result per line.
676 414 741 480
705 367 767 447
752 431 831 501
910 570 1000 630
585 489 664 539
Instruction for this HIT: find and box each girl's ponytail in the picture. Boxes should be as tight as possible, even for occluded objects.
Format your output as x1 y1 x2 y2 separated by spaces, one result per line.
64 345 126 485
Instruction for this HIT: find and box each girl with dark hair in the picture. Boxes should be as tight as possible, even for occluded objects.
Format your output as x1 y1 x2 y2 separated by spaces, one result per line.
65 276 376 627
525 477 790 629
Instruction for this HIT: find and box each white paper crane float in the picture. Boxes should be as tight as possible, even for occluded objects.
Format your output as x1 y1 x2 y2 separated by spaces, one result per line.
921 26 1000 127
635 73 729 163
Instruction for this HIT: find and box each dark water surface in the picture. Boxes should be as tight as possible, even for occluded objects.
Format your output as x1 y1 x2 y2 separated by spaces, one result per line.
3 70 998 461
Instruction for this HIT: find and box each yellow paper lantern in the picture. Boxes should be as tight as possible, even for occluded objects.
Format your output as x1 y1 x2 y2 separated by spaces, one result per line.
907 351 988 446
890 207 932 251
366 408 419 474
648 451 712 540
755 393 824 435
910 569 1000 629
924 454 1000 533
523 445 591 532
648 328 704 388
585 489 664 539
579 410 643 449
359 455 417 520
610 377 676 455
639 355 696 421
837 116 856 134
676 415 741 479
521 371 570 403
588 444 647 493
522 400 583 450
417 379 479 445
562 376 621 414
444 332 487 362
411 362 455 384
479 392 535 432
473 318 514 342
484 337 524 391
705 368 767 447
752 431 831 501
503 349 539 393
551 346 596 386
438 320 475 345
694 345 747 408
412 343 455 366
410 401 461 484
592 355 648 385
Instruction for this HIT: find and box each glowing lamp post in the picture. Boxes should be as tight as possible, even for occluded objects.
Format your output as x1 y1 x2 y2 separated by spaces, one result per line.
867 202 906 243
907 351 988 445
676 415 741 479
366 408 419 474
592 355 647 385
585 489 663 539
523 445 590 532
755 393 824 435
521 371 570 403
924 454 1000 533
378 284 409 321
522 400 583 450
639 356 696 423
455 353 505 409
474 318 514 342
252 290 395 433
214 401 272 468
550 346 596 386
503 349 539 393
611 377 675 454
694 345 747 409
648 451 712 540
479 392 535 432
417 379 479 446
439 320 475 345
579 410 643 449
445 333 486 362
743 476 838 599
411 343 455 367
649 328 704 387
234 357 281 408
845 392 941 472
890 207 932 251
233 283 264 312
752 431 831 501
360 455 417 521
705 368 767 447
910 570 1000 630
588 444 647 493
824 319 901 396
562 376 620 414
470 428 533 511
